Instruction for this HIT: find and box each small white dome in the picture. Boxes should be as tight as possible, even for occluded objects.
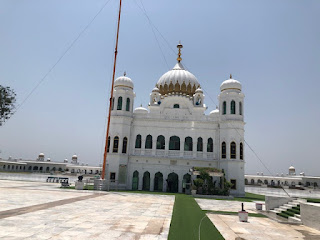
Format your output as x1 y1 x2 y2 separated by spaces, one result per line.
220 76 242 92
39 153 44 157
209 109 219 115
72 155 77 159
289 166 295 170
114 75 134 89
195 88 203 94
134 107 148 114
156 62 200 95
152 87 160 92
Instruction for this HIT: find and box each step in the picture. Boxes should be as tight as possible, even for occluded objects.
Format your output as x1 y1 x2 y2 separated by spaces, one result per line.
288 216 302 224
270 209 281 214
273 208 281 212
284 203 297 208
294 214 301 219
279 206 289 211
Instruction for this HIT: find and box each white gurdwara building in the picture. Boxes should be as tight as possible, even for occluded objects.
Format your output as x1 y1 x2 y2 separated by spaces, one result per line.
106 44 245 196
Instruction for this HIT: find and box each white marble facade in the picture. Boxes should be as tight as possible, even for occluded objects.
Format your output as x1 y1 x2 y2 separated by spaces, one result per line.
106 46 245 196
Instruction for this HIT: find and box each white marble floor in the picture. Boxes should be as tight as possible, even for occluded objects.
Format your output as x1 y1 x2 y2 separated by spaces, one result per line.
0 180 174 240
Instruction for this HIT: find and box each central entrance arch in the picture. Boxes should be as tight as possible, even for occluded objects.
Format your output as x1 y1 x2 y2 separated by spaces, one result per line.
142 171 150 191
167 172 179 193
182 173 191 193
132 171 139 190
154 172 163 192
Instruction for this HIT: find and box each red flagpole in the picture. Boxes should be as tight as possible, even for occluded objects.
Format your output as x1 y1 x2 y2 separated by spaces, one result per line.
101 0 122 180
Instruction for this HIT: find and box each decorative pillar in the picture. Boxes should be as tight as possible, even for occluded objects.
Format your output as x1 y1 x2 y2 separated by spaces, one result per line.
138 175 143 190
178 177 183 193
150 173 155 191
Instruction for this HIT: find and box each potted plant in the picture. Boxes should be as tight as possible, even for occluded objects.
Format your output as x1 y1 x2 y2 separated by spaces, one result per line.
191 184 197 195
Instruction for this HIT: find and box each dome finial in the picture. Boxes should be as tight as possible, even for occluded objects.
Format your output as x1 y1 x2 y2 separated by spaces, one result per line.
177 41 183 63
124 71 126 76
230 73 232 79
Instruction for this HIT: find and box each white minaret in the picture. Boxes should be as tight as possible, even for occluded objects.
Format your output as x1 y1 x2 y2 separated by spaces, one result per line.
71 155 78 164
218 74 245 196
38 153 45 161
107 73 135 188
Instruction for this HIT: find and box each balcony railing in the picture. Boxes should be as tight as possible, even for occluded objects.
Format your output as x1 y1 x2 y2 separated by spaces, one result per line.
133 148 215 160
168 150 180 157
156 150 165 156
184 151 193 158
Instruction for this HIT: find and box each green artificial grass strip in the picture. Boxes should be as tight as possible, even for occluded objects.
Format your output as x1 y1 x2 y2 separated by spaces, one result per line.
307 198 320 203
204 210 267 218
287 208 300 214
281 210 295 217
292 205 300 210
168 195 224 240
277 212 290 219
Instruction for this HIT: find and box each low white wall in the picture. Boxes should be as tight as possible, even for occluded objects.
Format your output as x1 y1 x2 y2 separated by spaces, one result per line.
301 202 320 231
265 196 293 211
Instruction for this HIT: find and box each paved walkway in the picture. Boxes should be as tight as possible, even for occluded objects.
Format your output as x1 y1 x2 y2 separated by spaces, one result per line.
196 197 320 240
208 214 320 240
196 198 265 213
0 180 174 240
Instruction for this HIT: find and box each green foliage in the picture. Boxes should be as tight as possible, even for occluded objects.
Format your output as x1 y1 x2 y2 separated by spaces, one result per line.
0 85 16 126
193 178 204 188
307 198 320 203
193 167 221 172
277 212 290 219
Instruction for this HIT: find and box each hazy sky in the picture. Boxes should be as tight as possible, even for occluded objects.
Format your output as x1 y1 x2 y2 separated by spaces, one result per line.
0 0 319 176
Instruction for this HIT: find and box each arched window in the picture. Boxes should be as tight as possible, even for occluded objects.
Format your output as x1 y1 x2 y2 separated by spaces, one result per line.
117 96 122 110
122 137 128 153
230 142 236 159
145 135 153 149
112 98 115 110
197 137 203 152
135 134 142 148
221 142 226 158
230 100 236 114
156 135 165 149
107 136 110 152
207 138 213 152
169 136 180 150
223 101 226 115
113 136 119 153
173 104 180 109
126 98 130 111
184 137 193 151
240 142 243 160
239 102 242 115
3 165 5 169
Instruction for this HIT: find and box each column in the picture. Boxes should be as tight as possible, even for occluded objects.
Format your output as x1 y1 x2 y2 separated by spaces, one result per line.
150 173 154 191
178 177 183 193
193 141 197 158
180 139 184 157
138 174 143 190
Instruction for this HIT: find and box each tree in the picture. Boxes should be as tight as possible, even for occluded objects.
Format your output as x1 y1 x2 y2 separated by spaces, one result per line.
0 85 16 126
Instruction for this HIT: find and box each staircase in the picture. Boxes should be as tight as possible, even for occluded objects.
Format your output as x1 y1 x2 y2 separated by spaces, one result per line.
270 199 307 223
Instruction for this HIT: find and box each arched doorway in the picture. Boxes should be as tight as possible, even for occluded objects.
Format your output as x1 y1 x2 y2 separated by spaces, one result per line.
182 173 191 193
154 172 163 192
142 171 150 191
167 172 179 193
132 171 139 190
